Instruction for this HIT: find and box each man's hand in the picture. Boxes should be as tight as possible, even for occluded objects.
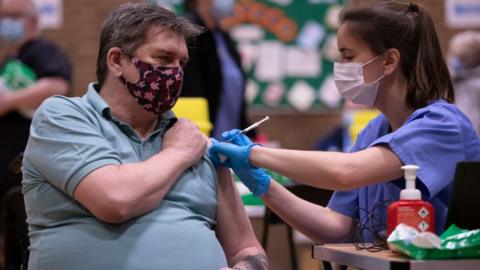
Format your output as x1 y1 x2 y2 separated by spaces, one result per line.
162 118 207 167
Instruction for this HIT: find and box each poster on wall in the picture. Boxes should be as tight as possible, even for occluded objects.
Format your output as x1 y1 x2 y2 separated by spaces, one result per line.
446 0 480 28
33 0 63 30
155 0 346 111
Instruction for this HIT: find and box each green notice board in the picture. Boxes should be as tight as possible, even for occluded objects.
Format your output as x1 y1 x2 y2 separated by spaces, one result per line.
221 0 346 111
155 0 347 111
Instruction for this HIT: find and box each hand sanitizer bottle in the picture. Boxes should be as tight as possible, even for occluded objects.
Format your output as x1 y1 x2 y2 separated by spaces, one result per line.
387 165 435 236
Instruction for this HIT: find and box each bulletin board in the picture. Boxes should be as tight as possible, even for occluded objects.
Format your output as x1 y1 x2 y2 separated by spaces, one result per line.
153 0 347 111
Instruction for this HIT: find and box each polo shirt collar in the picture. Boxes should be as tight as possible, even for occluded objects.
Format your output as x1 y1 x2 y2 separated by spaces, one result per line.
85 82 177 124
85 83 110 117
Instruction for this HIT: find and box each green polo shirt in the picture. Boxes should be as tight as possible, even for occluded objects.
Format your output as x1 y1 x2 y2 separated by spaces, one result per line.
22 83 227 270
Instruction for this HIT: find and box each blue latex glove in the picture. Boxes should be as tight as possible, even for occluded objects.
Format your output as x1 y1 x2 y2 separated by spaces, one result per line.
221 129 252 146
208 138 228 167
208 129 253 167
209 136 270 197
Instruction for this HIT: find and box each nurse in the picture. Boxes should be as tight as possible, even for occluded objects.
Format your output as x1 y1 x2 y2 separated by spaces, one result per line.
209 1 480 243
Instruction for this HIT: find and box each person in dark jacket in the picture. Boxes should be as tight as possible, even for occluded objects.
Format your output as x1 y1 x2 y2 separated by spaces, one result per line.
182 0 253 139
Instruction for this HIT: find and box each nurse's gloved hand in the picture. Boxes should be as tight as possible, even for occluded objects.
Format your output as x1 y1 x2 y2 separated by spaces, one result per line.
210 140 270 197
208 138 229 167
208 129 257 167
221 129 252 146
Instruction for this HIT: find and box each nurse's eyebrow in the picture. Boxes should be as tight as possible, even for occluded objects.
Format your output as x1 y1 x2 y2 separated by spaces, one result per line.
339 48 353 52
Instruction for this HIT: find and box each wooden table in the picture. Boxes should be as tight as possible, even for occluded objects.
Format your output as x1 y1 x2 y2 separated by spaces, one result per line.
312 243 480 270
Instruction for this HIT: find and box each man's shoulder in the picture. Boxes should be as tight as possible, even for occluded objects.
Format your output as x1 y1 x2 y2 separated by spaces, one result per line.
41 95 83 108
34 95 91 121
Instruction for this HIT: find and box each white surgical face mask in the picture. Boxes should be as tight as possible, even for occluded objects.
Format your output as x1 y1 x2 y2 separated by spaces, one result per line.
333 56 384 107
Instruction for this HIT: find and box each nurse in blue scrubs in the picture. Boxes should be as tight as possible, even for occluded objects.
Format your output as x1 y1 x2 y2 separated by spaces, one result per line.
209 1 480 243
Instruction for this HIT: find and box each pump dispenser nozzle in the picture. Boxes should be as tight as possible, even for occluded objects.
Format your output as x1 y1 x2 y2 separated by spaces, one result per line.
387 164 434 235
400 165 421 200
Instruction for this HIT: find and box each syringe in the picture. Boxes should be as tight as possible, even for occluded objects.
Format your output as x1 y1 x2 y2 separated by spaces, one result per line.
224 116 270 142
217 116 270 163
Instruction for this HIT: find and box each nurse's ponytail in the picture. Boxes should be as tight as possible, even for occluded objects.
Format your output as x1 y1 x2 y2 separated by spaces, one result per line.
406 3 454 107
340 2 454 109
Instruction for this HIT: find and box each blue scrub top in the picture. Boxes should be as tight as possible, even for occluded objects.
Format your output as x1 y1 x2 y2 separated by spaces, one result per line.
328 99 480 242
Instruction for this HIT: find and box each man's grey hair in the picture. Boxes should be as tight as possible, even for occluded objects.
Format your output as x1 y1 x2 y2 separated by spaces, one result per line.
96 2 203 86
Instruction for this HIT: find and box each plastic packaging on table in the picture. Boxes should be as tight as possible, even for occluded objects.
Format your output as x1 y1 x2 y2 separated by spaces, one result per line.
387 223 480 259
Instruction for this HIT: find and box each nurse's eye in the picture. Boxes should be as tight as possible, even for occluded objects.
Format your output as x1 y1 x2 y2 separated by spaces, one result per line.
339 56 353 63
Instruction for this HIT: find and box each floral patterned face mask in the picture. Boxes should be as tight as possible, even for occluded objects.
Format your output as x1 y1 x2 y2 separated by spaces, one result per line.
120 57 183 115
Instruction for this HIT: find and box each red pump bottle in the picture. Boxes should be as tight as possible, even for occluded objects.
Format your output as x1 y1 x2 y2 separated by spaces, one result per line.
387 165 435 236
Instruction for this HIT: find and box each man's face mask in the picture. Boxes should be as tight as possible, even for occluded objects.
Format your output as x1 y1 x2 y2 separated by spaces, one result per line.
333 56 384 107
120 57 183 115
0 18 24 42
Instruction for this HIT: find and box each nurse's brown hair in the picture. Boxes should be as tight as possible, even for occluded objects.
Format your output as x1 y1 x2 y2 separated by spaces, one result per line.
340 1 454 109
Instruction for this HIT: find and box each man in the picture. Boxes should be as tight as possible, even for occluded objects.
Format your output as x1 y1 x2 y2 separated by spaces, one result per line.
0 0 70 268
22 3 267 270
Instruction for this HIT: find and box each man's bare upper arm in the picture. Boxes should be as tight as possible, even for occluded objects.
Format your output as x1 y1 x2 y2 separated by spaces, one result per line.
214 168 264 265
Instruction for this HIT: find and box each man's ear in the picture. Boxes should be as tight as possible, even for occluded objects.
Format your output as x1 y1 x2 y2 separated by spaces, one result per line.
106 47 125 77
384 48 400 76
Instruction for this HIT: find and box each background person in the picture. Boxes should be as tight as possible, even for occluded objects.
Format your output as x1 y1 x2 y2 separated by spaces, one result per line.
0 0 71 268
22 3 267 269
210 1 480 244
447 30 480 137
181 0 254 139
0 0 71 198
